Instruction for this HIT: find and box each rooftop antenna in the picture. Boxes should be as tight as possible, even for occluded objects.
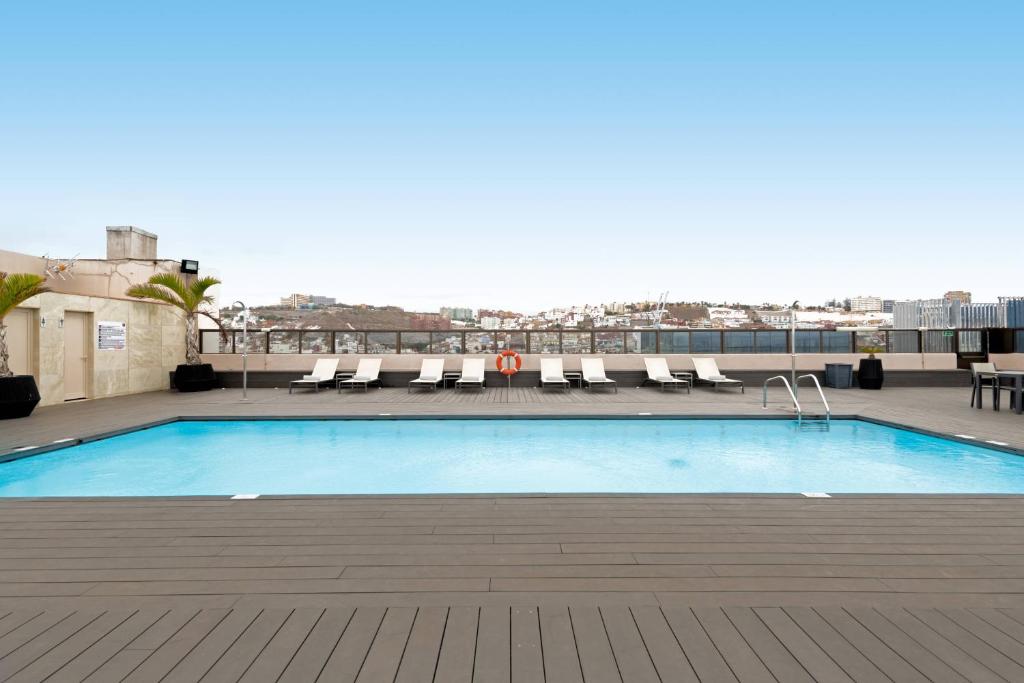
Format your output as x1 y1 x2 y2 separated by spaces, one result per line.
42 253 79 280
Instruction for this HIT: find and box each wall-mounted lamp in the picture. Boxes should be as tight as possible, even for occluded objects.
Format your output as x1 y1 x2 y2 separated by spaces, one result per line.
58 317 64 329
40 317 46 328
180 259 199 274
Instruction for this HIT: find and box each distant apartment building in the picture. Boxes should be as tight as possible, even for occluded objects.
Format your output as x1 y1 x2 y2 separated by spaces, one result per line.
1002 297 1024 328
280 293 335 308
894 299 1006 328
849 296 882 313
707 308 750 328
944 290 972 304
882 299 895 313
439 307 474 322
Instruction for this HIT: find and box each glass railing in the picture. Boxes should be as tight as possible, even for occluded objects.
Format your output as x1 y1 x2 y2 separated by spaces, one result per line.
200 328 1024 355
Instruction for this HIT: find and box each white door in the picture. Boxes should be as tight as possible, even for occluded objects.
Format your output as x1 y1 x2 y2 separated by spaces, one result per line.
5 308 35 377
63 311 89 401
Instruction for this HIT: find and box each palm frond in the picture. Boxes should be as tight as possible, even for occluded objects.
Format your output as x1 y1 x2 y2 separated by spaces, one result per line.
187 277 221 310
126 282 187 311
0 272 49 320
143 274 189 302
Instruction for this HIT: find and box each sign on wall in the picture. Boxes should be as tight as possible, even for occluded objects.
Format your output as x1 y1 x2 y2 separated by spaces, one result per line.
97 321 127 351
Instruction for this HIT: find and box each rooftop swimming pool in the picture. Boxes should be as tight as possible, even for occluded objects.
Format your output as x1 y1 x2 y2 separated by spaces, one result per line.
1 419 1021 497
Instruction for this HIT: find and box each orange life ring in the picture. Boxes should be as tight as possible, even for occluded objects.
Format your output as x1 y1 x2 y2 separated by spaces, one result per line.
496 349 522 376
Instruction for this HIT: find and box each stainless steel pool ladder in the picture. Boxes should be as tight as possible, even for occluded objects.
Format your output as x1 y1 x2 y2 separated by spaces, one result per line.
795 373 831 429
762 374 831 429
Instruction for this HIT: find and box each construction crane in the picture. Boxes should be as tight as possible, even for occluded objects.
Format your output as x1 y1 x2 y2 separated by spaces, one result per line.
652 291 669 328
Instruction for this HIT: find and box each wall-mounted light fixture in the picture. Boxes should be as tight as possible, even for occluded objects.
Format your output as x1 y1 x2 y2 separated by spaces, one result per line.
58 317 64 329
180 259 199 274
40 317 46 328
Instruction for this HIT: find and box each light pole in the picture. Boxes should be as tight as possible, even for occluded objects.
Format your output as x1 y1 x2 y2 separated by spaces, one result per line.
233 301 248 401
790 300 799 394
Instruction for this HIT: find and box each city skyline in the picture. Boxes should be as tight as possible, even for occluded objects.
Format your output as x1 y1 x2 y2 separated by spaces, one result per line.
2 2 1022 309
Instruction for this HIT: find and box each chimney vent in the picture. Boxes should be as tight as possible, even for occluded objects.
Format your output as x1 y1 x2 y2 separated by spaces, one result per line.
106 226 158 260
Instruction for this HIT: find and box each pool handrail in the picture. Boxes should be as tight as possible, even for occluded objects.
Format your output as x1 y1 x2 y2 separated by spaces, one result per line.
763 375 802 424
796 374 831 428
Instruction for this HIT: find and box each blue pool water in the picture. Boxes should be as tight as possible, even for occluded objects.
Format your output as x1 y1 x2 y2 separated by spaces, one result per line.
0 419 1022 496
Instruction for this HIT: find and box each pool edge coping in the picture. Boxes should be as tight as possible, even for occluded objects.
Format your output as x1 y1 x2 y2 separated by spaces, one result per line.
2 412 1022 467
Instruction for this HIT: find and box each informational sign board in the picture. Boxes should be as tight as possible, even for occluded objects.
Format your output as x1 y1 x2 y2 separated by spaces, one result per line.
97 321 127 350
943 330 955 337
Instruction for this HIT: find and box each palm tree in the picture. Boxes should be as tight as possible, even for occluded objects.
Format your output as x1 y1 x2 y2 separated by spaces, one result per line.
0 272 49 378
127 274 222 365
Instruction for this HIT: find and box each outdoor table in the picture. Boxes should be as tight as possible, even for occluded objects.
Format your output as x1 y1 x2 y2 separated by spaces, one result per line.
975 370 1024 415
563 371 583 389
442 372 462 389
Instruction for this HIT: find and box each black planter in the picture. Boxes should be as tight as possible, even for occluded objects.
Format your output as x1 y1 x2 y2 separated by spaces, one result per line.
0 375 41 419
857 357 884 390
172 363 218 392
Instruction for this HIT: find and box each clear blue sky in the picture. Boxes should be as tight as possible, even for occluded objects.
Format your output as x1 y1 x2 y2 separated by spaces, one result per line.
1 1 1021 311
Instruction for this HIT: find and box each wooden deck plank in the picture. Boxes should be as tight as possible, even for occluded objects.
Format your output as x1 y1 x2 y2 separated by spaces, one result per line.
6 609 140 683
690 607 773 683
569 605 621 683
510 606 543 683
355 607 416 682
473 606 511 683
394 607 447 683
121 609 232 683
79 608 200 683
661 607 738 682
200 607 292 681
781 607 889 683
316 606 385 682
277 607 355 682
811 607 928 682
237 607 323 682
3 610 127 683
0 611 44 641
159 607 262 683
0 610 103 676
753 607 853 683
906 607 1024 680
600 605 660 683
538 605 583 683
877 607 1005 682
843 608 972 683
432 606 478 683
722 607 815 682
629 606 697 682
0 610 75 659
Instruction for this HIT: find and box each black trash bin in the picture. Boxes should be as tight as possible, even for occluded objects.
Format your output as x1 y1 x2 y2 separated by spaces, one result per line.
825 363 853 389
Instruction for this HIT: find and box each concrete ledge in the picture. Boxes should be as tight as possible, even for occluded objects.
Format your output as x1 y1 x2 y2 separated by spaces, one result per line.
200 369 972 389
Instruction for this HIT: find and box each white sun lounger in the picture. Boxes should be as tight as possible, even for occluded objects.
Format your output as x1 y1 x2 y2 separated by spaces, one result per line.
337 358 382 393
455 358 485 391
408 359 445 393
540 358 570 392
643 358 691 393
288 358 340 394
581 358 617 393
692 358 744 392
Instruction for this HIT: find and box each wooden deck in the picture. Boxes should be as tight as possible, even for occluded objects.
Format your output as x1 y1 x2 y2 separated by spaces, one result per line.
3 388 1024 679
5 495 1024 679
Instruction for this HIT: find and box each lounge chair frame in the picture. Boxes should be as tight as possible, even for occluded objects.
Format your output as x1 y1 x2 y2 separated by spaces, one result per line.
289 359 340 394
408 359 446 393
581 359 618 394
